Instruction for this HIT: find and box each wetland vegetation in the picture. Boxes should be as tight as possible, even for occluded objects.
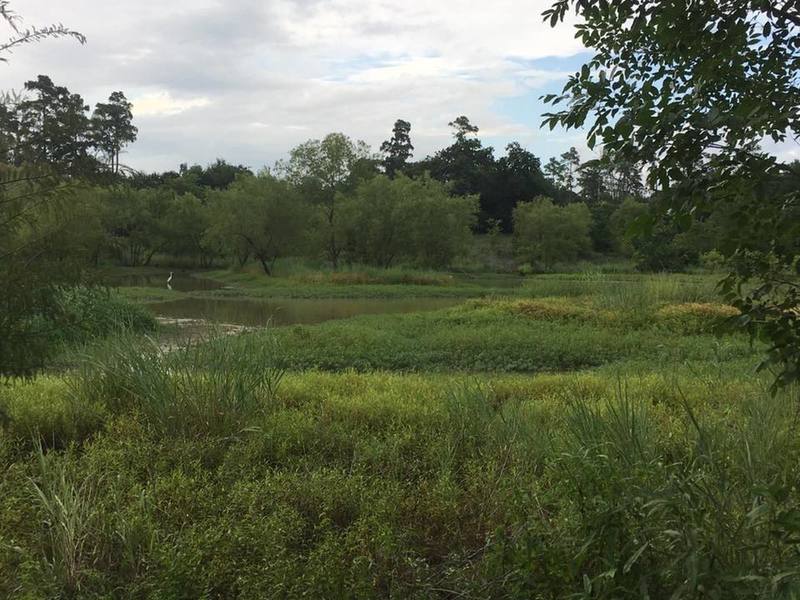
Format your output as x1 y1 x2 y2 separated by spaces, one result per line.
2 0 800 598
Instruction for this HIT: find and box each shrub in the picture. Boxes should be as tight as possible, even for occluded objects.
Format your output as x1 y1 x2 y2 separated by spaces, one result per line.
0 285 156 377
699 249 727 272
513 197 592 270
52 286 157 343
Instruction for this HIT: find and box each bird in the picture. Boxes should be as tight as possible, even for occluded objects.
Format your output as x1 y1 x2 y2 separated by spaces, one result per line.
167 271 174 290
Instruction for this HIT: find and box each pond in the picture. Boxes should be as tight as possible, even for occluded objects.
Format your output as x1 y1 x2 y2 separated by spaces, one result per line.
147 297 460 327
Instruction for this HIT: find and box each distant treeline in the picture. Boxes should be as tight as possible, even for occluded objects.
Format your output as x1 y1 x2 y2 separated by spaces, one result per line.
3 75 799 274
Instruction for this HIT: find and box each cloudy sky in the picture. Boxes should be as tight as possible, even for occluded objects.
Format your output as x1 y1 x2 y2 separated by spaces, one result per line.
5 2 593 172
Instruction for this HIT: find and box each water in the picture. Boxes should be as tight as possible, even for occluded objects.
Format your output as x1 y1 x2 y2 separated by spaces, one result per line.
148 297 459 327
104 272 224 292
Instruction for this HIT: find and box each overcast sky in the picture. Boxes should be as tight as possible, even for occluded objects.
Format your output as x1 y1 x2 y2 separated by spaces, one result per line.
1 0 600 172
5 1 796 173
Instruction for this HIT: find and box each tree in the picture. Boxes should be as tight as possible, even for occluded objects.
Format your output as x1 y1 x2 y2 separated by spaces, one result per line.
513 197 591 270
48 186 109 266
281 133 374 268
543 0 800 388
339 174 478 268
487 142 553 231
380 119 414 178
103 186 171 266
449 115 480 141
91 91 137 174
407 175 478 268
13 75 99 176
163 193 216 267
604 153 645 203
610 197 649 256
0 101 18 163
425 116 495 223
543 157 566 189
0 2 85 376
339 176 411 268
197 158 252 190
577 160 605 206
0 1 84 61
560 147 580 192
206 174 310 275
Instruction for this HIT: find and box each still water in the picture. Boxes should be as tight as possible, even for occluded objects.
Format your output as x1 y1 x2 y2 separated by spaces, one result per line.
148 296 459 327
106 272 224 292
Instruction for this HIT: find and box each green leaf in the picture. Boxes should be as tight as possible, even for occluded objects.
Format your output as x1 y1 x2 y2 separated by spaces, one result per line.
623 542 649 574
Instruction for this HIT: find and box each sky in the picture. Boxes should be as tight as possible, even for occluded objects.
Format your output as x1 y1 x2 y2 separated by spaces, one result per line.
1 0 600 173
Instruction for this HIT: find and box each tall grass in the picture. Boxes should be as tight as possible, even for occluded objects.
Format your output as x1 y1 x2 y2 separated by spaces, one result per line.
29 440 98 593
3 370 800 597
71 331 284 436
521 272 718 305
2 269 797 597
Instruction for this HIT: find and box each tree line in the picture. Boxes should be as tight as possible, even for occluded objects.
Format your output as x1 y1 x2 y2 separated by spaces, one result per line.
9 72 787 275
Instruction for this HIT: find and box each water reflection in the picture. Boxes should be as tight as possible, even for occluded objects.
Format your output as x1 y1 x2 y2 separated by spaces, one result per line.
148 297 459 327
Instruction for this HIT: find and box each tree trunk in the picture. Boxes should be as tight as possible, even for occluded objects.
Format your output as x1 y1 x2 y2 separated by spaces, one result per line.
237 251 250 268
327 199 338 270
257 254 273 276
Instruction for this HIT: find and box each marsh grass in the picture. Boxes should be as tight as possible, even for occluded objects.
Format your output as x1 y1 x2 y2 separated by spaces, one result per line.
71 331 284 437
258 295 756 373
293 266 456 287
521 272 718 307
3 371 800 597
3 269 798 598
0 377 106 451
563 381 656 466
30 440 98 593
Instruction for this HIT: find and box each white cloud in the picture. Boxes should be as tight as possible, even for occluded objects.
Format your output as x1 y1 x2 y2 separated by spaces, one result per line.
768 140 800 164
1 0 588 171
132 92 211 117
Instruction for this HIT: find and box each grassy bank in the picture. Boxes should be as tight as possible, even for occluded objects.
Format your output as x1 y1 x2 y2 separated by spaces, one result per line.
244 293 754 373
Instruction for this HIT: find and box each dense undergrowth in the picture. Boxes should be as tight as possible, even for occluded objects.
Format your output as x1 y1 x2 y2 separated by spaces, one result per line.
2 360 799 597
2 286 156 376
2 273 798 598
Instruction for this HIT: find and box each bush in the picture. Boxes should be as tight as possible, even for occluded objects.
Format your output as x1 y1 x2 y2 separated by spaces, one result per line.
699 249 727 272
51 286 157 344
513 197 592 270
0 285 156 376
610 197 649 256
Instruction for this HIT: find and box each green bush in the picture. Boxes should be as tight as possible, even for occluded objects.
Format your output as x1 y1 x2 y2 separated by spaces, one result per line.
699 249 727 272
513 197 592 270
1 285 156 375
51 286 157 343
